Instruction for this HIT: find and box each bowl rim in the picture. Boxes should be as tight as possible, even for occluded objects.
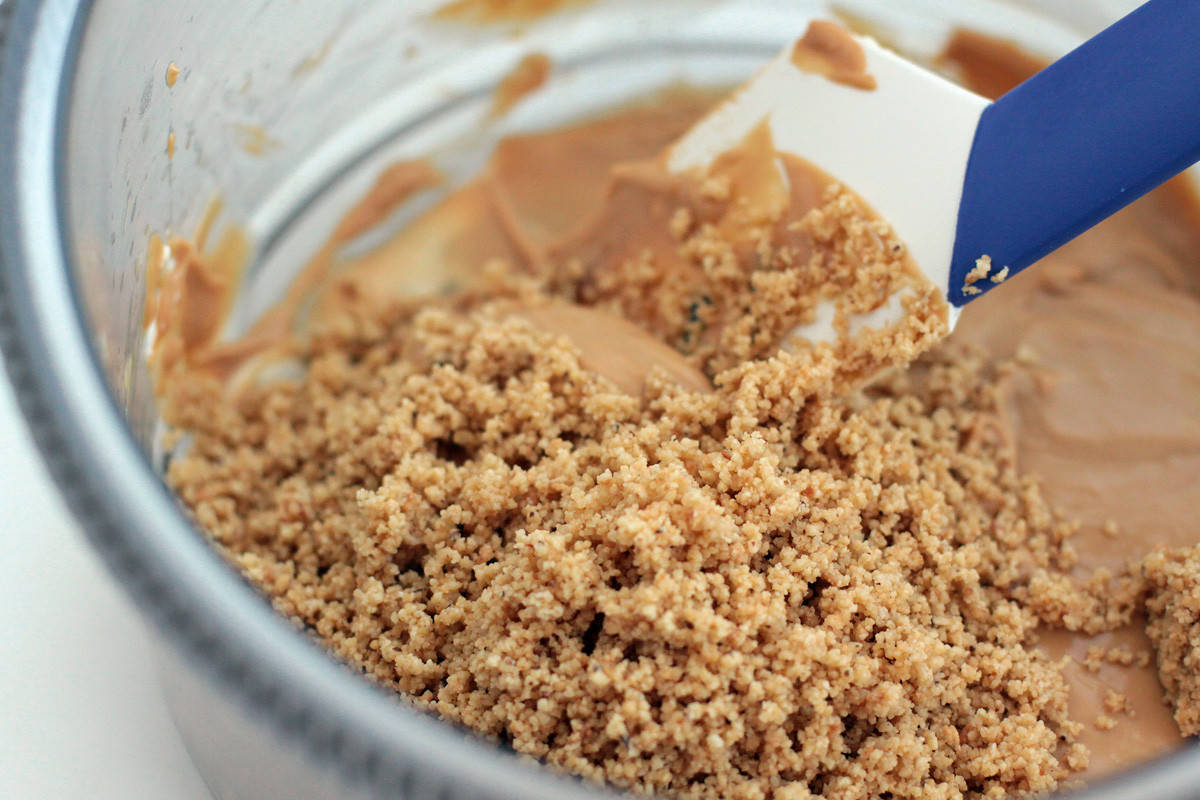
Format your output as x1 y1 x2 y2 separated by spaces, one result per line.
1 1 1198 799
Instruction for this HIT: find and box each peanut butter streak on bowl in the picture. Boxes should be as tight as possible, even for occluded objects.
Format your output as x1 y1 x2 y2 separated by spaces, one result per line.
489 52 553 120
143 210 251 394
432 0 593 24
196 159 443 386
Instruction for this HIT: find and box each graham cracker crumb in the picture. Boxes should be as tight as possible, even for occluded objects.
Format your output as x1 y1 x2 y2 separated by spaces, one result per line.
1104 690 1130 715
964 255 992 286
1064 743 1090 774
1143 546 1200 736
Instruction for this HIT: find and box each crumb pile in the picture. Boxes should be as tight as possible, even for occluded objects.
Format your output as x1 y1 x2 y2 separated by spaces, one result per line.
1144 546 1200 736
166 286 1137 799
155 43 1196 800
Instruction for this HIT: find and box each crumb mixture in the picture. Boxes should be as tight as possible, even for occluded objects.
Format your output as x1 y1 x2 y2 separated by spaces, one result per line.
168 296 1119 799
162 153 1129 798
154 29 1200 800
1144 546 1200 736
961 256 1008 297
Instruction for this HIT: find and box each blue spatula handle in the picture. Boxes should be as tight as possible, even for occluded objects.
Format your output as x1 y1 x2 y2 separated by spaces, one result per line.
948 0 1200 306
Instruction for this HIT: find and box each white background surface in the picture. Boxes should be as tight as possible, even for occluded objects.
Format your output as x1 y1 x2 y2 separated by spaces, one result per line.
0 359 213 800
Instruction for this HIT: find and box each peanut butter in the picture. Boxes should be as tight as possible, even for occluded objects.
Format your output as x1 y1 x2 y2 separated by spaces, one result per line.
791 20 878 91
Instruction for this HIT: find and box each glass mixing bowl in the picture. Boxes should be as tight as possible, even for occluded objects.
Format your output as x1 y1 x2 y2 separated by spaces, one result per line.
2 0 1198 798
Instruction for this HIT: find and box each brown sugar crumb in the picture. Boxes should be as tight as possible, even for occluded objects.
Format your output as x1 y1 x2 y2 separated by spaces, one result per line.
1104 690 1130 716
1094 715 1117 731
1064 743 1090 774
1079 644 1152 676
964 256 990 284
1026 567 1144 636
1143 546 1200 735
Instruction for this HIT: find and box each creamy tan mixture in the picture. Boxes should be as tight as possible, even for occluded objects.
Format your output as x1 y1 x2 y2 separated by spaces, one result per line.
151 26 1200 800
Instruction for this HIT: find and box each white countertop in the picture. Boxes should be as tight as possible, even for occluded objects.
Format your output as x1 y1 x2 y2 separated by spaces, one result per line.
0 358 213 800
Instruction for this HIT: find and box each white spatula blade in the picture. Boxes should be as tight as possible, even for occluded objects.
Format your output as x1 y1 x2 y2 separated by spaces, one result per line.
668 34 990 323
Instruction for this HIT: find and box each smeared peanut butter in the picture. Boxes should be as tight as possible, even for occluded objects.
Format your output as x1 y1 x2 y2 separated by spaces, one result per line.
490 52 552 120
305 90 720 332
517 301 712 394
144 203 250 392
791 20 877 91
333 159 444 243
146 159 445 389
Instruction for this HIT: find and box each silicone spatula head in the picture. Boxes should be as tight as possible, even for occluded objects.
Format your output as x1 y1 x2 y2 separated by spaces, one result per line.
669 0 1200 336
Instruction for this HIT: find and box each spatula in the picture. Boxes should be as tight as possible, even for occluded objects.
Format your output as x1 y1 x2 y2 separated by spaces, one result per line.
668 0 1200 332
